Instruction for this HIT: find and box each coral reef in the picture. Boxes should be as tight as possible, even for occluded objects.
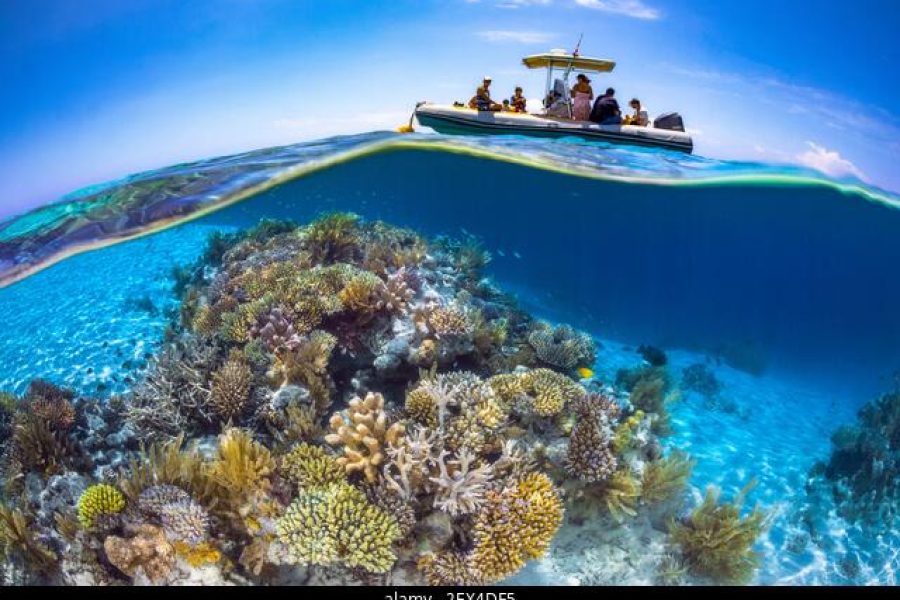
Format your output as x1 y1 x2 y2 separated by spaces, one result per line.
0 214 771 586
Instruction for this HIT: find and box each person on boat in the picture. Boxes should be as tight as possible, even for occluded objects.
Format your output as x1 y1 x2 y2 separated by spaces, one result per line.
590 87 622 125
468 76 502 111
623 98 649 126
570 74 593 121
501 99 512 112
544 78 570 118
510 86 527 113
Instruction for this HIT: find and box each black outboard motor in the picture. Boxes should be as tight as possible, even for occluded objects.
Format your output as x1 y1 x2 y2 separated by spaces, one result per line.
653 112 685 132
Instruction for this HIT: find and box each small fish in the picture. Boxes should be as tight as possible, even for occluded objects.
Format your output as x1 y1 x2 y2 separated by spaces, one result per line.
497 250 506 257
513 251 522 259
461 228 471 235
577 367 594 379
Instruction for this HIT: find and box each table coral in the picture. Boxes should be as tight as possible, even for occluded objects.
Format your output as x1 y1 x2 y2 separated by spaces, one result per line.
325 392 405 483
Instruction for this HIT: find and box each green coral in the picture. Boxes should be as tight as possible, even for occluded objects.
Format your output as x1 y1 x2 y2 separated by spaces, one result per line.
77 483 126 529
276 481 402 573
278 443 345 489
669 483 769 585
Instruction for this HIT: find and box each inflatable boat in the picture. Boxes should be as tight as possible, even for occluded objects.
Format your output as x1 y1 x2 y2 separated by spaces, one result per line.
412 50 694 154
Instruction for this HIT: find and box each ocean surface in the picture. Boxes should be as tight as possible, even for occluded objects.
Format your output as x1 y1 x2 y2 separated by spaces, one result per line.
1 131 898 585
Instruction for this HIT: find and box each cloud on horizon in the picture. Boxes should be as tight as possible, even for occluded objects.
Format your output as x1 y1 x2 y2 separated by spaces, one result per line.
796 142 868 182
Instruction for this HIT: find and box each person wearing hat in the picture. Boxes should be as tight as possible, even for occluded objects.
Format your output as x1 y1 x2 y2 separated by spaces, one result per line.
570 73 594 121
468 76 502 111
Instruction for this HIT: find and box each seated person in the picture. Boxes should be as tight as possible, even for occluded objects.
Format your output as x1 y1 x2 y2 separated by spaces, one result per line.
623 98 649 126
589 87 622 125
544 78 571 118
468 86 501 111
502 99 512 111
510 86 527 112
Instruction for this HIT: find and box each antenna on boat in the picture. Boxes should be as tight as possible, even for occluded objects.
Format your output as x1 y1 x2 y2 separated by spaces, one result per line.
573 33 583 57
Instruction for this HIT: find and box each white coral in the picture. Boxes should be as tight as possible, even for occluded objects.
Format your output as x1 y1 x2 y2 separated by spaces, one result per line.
429 448 492 516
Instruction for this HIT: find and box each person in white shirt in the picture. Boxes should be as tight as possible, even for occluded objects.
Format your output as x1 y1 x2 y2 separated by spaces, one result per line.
624 98 650 126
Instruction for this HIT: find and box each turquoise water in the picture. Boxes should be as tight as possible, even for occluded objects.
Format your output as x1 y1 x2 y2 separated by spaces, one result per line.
1 132 898 585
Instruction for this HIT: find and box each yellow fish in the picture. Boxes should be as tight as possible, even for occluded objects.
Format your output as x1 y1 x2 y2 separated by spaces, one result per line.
577 367 594 379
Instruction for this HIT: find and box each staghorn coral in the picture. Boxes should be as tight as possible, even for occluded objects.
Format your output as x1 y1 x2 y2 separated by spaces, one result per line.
209 357 253 422
376 268 415 314
277 442 345 490
670 484 769 585
77 483 126 529
468 472 564 583
382 424 438 500
527 323 595 371
641 451 695 505
429 448 493 516
565 416 617 483
325 392 405 483
0 504 57 572
276 481 402 573
104 524 175 583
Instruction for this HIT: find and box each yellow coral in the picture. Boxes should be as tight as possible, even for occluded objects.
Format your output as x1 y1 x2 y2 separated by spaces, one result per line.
77 483 126 529
324 392 405 482
276 481 401 573
206 429 276 526
278 443 345 489
338 271 385 316
425 305 471 338
405 386 438 427
469 472 564 583
524 368 585 417
173 540 222 568
487 373 527 407
603 469 642 521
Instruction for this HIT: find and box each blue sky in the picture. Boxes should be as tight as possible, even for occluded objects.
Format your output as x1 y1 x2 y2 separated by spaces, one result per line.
1 0 898 217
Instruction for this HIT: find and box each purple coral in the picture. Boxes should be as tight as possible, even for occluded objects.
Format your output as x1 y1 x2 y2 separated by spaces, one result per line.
137 485 210 545
250 306 301 352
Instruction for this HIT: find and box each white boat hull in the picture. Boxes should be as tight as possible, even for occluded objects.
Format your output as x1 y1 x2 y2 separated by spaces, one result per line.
415 104 693 153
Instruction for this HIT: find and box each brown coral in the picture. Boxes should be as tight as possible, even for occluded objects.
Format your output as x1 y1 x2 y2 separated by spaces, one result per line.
325 392 405 482
103 524 175 583
209 358 252 422
565 416 617 483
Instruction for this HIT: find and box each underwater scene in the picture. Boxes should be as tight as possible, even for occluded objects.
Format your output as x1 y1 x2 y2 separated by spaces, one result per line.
1 132 899 586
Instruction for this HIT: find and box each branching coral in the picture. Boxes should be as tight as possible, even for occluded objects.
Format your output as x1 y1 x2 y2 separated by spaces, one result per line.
325 392 405 483
302 212 362 264
527 323 595 371
104 524 175 583
77 483 126 529
338 270 386 318
669 484 769 585
209 357 253 422
376 268 415 314
429 448 493 516
421 304 472 338
468 472 564 583
249 305 300 352
277 442 345 490
641 451 695 505
276 481 402 573
271 330 336 411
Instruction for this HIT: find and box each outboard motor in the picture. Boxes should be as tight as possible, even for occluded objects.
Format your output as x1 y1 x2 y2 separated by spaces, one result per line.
653 112 685 132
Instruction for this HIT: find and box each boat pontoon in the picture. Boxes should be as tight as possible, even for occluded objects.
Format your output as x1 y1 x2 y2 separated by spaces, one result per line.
413 49 693 153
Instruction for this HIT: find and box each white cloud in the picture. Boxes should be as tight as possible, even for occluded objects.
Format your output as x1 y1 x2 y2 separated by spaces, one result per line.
796 142 868 182
574 0 661 20
476 30 556 43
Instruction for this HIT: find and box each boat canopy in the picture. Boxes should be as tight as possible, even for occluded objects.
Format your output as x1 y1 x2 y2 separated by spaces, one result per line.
522 52 616 73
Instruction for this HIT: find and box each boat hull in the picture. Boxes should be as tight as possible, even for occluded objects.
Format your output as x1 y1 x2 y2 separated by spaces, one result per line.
415 104 693 153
